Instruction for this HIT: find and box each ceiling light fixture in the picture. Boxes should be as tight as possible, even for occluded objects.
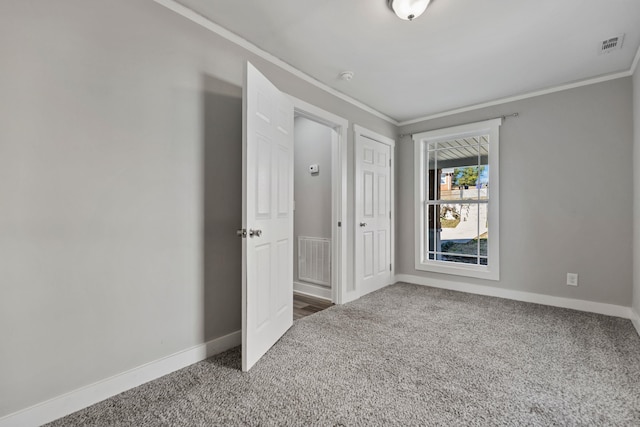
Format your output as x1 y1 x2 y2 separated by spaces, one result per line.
387 0 431 21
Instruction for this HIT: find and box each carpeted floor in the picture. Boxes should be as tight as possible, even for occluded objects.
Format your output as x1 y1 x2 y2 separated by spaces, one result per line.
47 283 640 426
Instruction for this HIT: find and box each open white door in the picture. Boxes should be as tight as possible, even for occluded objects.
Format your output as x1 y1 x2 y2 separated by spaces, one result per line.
355 125 395 297
242 62 294 371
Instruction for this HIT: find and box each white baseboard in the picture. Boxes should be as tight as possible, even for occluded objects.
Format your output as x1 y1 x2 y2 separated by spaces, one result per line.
294 281 332 301
632 309 640 337
0 330 241 427
395 274 634 319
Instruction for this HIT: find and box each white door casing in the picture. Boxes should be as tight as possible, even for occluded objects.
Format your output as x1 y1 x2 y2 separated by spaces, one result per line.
242 62 294 372
354 125 395 297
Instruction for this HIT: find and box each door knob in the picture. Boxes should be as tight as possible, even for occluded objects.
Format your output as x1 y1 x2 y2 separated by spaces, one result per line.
236 228 247 238
359 222 367 227
249 229 262 238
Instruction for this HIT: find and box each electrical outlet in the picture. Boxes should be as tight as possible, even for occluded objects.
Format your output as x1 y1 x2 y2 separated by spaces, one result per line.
566 273 578 287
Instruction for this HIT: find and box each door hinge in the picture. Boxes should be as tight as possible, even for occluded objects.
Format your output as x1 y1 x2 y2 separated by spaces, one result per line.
390 263 392 271
389 211 391 219
389 159 391 167
338 221 342 227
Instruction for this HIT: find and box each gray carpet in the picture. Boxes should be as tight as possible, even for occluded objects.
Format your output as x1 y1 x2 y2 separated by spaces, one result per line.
48 283 640 426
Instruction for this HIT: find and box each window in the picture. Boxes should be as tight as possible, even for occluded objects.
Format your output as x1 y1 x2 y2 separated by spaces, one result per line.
413 118 501 280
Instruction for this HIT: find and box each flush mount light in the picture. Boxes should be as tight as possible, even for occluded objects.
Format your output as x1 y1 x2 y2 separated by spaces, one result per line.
388 0 431 21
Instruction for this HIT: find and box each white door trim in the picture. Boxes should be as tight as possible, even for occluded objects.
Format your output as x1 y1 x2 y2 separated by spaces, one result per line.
354 125 395 299
289 96 348 305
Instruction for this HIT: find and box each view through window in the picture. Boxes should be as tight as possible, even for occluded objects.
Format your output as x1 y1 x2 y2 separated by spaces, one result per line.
426 137 489 265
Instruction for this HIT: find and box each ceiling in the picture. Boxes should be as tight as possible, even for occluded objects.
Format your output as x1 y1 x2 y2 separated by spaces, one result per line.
175 0 640 123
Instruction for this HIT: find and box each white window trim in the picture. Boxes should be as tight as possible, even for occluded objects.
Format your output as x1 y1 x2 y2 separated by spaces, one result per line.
413 118 501 281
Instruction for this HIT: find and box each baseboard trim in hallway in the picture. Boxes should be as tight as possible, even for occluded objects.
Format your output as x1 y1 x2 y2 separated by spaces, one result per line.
0 330 241 427
293 281 331 300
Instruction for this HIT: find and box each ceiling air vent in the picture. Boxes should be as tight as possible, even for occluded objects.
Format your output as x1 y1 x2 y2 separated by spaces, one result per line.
598 34 624 55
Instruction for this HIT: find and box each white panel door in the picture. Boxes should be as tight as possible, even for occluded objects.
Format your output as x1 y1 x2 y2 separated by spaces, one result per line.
242 62 294 371
355 127 393 297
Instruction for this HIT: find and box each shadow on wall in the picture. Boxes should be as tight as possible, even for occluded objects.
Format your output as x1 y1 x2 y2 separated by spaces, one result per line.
202 74 242 343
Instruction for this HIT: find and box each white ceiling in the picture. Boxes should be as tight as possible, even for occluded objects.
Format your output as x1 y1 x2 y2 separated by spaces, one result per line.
176 0 640 123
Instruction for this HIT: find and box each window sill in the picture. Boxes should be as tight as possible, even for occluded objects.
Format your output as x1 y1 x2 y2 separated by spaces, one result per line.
415 260 499 281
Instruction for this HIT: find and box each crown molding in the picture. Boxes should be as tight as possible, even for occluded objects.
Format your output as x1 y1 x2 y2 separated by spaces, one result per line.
400 40 640 126
152 0 398 125
154 0 640 129
398 69 633 126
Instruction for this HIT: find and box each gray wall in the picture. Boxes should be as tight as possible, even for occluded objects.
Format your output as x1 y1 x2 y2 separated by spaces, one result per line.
0 0 396 417
397 78 634 307
634 67 640 316
2 0 634 418
293 117 333 285
203 77 242 342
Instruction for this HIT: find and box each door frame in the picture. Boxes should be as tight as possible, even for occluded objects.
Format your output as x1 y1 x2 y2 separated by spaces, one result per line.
354 124 396 298
289 96 348 305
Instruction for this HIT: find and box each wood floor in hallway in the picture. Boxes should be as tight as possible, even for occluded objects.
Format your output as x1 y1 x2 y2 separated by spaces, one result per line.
293 293 333 320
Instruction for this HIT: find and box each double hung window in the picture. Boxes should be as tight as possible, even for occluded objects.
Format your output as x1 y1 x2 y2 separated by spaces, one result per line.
413 119 501 280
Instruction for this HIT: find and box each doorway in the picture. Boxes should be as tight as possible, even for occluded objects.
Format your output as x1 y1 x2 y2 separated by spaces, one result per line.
293 116 333 301
290 97 348 305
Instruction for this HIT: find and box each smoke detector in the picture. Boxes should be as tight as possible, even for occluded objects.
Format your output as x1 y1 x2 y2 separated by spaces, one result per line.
339 71 354 81
598 34 624 55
